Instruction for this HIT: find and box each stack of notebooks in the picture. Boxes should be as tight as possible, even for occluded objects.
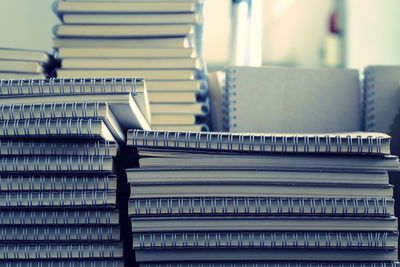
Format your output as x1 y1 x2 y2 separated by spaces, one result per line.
126 130 400 266
0 48 53 79
0 78 149 266
52 0 210 131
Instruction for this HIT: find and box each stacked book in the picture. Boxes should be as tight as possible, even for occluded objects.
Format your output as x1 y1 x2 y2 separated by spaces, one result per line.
0 78 149 266
52 0 209 131
0 48 53 79
126 130 400 266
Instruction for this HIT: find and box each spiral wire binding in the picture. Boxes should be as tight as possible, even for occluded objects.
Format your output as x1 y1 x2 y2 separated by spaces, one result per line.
0 225 117 241
139 263 399 267
2 260 124 267
223 68 238 131
0 174 114 192
133 231 393 249
0 190 115 207
0 78 141 96
0 209 117 225
0 243 121 259
130 197 392 216
364 67 376 131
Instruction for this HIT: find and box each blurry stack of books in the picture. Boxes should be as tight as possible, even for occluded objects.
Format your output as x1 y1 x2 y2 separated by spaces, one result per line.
0 48 54 79
126 130 399 266
0 78 149 267
52 0 209 131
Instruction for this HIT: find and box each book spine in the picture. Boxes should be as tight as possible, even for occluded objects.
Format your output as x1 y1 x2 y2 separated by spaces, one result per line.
364 67 376 131
0 175 114 191
128 129 384 154
223 68 238 131
2 260 124 267
0 190 116 208
129 197 392 216
0 140 114 156
0 243 122 259
0 78 141 95
133 231 395 249
0 210 118 225
0 155 112 172
0 225 119 241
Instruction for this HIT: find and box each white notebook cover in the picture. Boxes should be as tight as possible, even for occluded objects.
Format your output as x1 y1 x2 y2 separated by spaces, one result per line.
364 66 400 133
224 66 361 133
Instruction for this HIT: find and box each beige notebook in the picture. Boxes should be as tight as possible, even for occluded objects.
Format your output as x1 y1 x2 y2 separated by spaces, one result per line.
62 13 201 24
53 1 199 13
58 47 196 58
53 37 191 49
0 47 49 62
54 24 194 38
61 58 201 70
56 69 198 80
0 60 44 74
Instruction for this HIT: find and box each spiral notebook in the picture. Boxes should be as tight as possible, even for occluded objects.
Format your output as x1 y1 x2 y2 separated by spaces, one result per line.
127 130 391 155
140 263 399 267
0 243 123 260
135 248 398 263
0 225 120 241
1 260 124 267
0 174 117 190
223 66 361 133
0 209 119 225
132 231 398 249
0 78 151 132
129 197 394 217
0 140 117 156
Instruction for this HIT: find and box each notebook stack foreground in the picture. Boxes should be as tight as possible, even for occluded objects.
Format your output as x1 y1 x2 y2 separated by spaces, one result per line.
0 78 150 267
126 130 400 266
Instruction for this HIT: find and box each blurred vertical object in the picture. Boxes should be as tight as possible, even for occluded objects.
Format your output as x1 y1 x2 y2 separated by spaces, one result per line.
321 0 346 67
229 0 262 66
207 71 225 131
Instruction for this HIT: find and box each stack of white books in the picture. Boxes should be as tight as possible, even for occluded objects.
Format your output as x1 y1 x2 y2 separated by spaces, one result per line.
52 0 209 131
126 130 400 266
0 78 149 267
0 48 53 79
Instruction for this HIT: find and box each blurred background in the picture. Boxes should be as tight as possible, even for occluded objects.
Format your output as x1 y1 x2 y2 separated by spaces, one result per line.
1 0 399 71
